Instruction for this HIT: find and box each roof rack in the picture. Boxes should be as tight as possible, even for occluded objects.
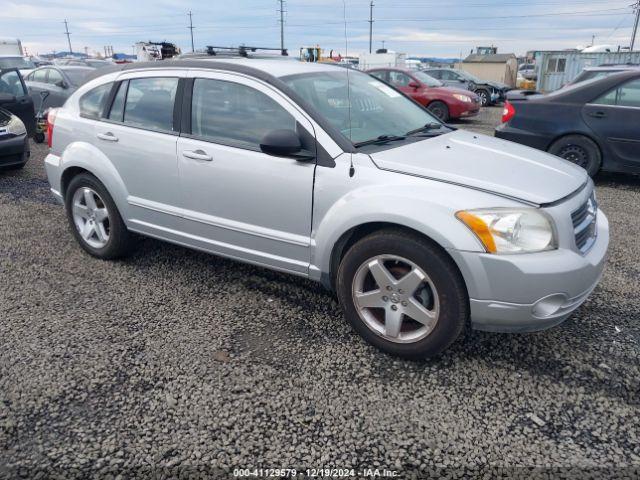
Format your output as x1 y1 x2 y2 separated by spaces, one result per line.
204 45 288 58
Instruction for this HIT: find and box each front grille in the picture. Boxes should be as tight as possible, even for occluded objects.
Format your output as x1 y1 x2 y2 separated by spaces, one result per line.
571 193 597 253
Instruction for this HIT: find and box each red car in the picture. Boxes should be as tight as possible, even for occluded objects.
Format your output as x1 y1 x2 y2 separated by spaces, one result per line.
366 67 480 122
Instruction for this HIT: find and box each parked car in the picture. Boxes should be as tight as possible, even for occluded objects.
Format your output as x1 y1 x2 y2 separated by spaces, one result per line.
567 64 639 87
423 68 510 106
54 58 112 69
0 68 35 137
366 67 480 121
44 59 608 359
518 63 537 81
0 107 29 169
496 71 640 177
25 66 94 112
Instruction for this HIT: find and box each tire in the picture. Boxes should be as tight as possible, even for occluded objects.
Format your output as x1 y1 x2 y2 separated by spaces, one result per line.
475 89 491 106
64 173 134 259
548 134 601 177
34 132 45 144
427 101 450 122
336 229 469 359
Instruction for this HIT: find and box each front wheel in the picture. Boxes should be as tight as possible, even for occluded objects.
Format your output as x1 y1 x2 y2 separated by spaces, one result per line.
548 135 601 177
427 101 450 122
475 89 491 106
65 173 134 259
336 229 468 359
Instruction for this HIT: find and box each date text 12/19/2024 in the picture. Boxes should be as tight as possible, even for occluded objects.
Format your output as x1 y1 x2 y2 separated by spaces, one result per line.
233 468 399 477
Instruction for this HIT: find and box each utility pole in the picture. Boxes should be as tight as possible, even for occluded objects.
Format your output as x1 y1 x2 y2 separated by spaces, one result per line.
632 0 640 51
188 11 195 52
278 0 286 54
591 34 596 46
63 19 73 54
368 1 374 53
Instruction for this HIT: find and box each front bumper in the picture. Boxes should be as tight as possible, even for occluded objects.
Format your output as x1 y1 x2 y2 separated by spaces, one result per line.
0 134 29 167
449 209 609 333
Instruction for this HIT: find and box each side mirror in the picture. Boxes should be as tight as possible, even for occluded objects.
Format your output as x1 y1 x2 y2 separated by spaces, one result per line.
0 92 17 105
55 80 67 89
408 81 420 89
458 78 466 83
260 129 313 160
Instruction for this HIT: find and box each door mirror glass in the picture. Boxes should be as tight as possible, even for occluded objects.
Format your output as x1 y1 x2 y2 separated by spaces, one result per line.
55 80 67 89
260 129 303 156
408 81 420 89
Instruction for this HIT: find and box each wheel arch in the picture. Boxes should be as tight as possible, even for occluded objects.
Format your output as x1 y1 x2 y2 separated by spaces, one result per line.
325 221 467 293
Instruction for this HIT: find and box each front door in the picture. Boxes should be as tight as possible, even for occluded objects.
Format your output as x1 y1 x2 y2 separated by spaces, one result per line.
0 69 35 135
583 77 640 169
177 72 317 274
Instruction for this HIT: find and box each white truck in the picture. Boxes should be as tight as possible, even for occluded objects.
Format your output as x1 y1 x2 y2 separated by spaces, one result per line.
0 38 35 75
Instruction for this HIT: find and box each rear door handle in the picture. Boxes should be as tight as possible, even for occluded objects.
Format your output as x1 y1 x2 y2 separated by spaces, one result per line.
182 149 213 161
97 132 119 142
588 111 607 119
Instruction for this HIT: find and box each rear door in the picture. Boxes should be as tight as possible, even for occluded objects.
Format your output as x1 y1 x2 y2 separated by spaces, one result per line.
0 68 35 136
583 77 640 169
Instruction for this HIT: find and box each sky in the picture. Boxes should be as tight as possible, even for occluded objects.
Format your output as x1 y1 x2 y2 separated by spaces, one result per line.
2 0 638 58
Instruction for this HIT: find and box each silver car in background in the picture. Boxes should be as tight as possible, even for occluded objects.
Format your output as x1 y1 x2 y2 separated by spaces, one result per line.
44 59 608 358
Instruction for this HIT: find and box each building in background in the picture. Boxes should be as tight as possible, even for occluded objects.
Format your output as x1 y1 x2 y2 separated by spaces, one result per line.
457 51 518 87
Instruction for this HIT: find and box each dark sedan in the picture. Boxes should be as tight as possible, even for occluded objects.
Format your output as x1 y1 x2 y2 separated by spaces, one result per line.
0 108 29 170
495 70 640 177
24 66 94 112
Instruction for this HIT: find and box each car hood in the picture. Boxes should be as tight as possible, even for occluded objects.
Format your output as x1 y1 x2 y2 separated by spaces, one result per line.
368 130 587 205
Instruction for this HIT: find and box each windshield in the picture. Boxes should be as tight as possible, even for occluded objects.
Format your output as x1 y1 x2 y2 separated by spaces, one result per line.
281 70 440 145
0 57 35 69
414 71 443 87
456 70 482 83
63 69 92 86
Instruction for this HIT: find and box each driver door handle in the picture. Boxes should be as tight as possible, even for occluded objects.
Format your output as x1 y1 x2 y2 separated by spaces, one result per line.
182 149 213 161
588 111 607 119
97 132 119 142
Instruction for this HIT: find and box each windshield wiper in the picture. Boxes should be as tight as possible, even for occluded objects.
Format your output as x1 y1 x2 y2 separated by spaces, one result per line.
405 123 446 136
353 134 407 148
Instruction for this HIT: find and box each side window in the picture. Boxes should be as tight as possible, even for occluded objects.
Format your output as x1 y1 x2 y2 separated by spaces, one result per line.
369 71 388 83
32 69 47 82
440 70 455 81
48 69 63 85
593 79 640 108
79 83 112 120
123 77 178 132
0 70 26 97
388 71 412 87
427 70 442 79
191 78 296 150
108 81 127 121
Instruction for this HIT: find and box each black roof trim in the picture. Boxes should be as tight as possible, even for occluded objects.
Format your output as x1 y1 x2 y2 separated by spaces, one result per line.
83 59 355 153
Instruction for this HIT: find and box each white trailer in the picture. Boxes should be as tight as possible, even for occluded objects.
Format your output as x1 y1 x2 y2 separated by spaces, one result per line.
0 38 23 57
358 51 406 71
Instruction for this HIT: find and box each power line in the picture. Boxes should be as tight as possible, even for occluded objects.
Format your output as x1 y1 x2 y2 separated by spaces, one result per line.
63 19 73 53
188 11 195 52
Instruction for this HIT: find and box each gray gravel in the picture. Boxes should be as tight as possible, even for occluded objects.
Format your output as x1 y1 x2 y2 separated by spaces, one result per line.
1 108 639 479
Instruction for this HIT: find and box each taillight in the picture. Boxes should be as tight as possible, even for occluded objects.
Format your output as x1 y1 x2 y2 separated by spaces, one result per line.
501 101 515 123
47 108 58 148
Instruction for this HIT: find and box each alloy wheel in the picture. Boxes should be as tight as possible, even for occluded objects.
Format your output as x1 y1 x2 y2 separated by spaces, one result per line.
351 254 440 343
71 187 111 249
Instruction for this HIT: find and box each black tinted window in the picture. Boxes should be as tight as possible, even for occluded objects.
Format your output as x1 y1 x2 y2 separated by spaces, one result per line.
123 78 178 132
191 78 295 149
79 83 112 119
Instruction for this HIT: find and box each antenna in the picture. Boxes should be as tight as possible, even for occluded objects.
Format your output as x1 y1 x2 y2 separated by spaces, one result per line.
342 0 355 177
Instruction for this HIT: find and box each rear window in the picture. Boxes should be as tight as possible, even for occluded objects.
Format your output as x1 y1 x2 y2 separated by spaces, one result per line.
79 83 112 119
63 69 92 86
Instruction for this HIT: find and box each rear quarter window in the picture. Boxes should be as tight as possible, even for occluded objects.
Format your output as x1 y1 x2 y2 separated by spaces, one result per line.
79 83 112 120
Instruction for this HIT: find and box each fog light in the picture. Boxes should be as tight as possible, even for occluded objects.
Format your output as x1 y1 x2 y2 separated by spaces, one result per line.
532 294 567 318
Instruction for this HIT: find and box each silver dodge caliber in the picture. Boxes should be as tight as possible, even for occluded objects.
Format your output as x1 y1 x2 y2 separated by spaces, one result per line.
44 59 609 359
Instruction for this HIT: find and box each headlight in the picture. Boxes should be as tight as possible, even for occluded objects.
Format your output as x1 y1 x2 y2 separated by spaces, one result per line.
456 208 556 254
6 115 26 136
452 93 472 103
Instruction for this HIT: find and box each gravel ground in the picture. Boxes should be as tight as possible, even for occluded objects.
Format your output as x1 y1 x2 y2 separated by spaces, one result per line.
1 107 639 479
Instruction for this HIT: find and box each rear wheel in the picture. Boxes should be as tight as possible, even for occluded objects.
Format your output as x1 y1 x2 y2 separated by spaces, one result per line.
65 173 134 259
336 229 468 359
548 134 601 177
427 101 450 122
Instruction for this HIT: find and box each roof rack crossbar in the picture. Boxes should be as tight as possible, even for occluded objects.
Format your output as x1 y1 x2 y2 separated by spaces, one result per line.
205 45 288 57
